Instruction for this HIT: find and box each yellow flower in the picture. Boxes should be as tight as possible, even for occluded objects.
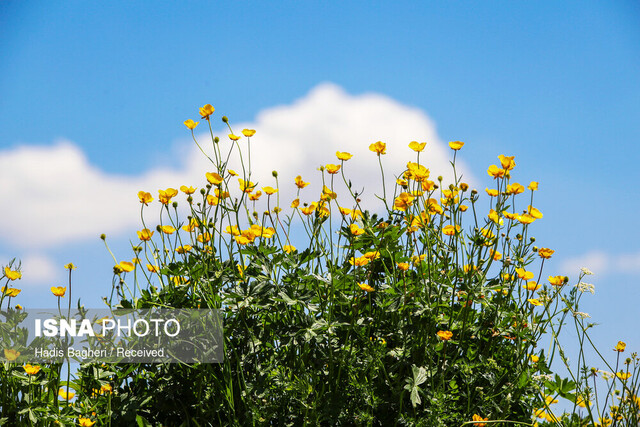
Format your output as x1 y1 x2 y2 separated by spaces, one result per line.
59 388 75 400
215 188 230 199
23 364 41 375
321 185 337 201
137 229 154 241
225 225 241 236
51 287 67 297
263 186 278 195
228 169 238 176
238 178 256 193
448 141 464 150
283 245 296 254
147 264 159 273
171 276 189 286
463 264 477 273
472 414 488 427
197 233 212 243
369 141 387 155
118 261 135 272
518 213 536 224
437 330 453 341
528 206 543 219
158 188 178 205
3 287 21 297
100 384 113 394
498 154 516 171
506 182 525 195
199 104 214 120
529 354 539 363
349 224 365 236
242 129 256 137
291 198 300 208
295 175 310 189
336 151 352 161
616 371 631 380
485 188 499 197
487 164 506 178
180 185 196 194
442 225 460 236
488 209 503 225
408 141 426 152
358 283 375 292
576 395 591 408
206 172 223 185
544 395 559 405
615 341 626 352
528 181 539 191
515 268 534 281
183 119 199 130
523 281 540 291
538 248 554 259
4 349 20 361
4 266 21 281
176 245 192 254
160 225 176 234
249 191 262 201
15 304 22 310
138 190 153 205
325 164 341 174
548 275 567 286
490 250 502 261
363 251 380 260
236 235 253 245
349 256 370 267
228 133 241 141
301 202 318 216
79 418 95 427
182 218 199 232
393 192 415 211
406 162 430 182
396 262 409 271
527 298 543 306
65 263 77 270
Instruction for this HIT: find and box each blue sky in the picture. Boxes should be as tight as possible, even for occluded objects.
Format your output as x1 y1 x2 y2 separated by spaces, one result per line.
1 0 639 397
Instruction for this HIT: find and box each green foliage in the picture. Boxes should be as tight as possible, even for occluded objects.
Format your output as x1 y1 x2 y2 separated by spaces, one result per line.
1 113 638 426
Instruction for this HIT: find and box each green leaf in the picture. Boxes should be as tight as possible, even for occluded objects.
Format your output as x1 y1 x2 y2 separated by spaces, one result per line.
136 414 153 427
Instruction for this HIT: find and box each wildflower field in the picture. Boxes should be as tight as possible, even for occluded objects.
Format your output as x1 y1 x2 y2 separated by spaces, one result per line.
1 104 639 426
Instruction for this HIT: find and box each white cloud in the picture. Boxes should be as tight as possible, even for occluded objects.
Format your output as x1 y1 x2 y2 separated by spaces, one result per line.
560 250 640 277
0 82 475 249
20 254 60 283
0 253 59 284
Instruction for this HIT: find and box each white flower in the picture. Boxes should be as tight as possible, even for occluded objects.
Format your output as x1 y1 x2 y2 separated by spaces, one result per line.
577 282 595 294
533 374 553 382
599 370 614 381
580 267 594 275
573 311 591 319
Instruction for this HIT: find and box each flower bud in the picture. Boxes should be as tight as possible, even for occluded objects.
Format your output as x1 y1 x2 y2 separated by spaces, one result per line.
222 116 228 123
530 237 536 242
272 170 278 178
100 234 106 240
214 136 220 143
438 176 443 181
200 188 206 195
172 201 178 208
460 183 469 191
